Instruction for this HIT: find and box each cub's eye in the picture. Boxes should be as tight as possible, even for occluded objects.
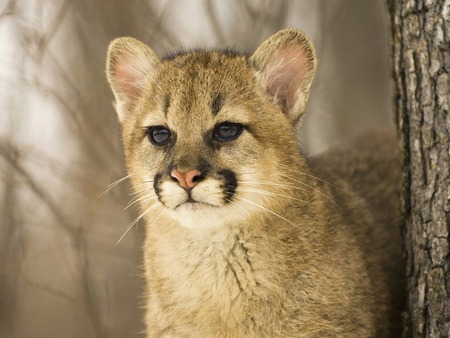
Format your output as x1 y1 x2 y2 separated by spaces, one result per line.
147 126 171 146
213 122 243 142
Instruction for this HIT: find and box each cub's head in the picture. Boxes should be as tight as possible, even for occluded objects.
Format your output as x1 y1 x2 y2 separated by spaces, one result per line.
106 29 316 230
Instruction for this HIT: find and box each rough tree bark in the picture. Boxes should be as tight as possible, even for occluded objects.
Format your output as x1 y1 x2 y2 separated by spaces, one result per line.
387 1 450 337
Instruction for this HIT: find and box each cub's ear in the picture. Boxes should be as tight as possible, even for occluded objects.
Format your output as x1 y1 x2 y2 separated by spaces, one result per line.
106 37 160 122
250 28 317 125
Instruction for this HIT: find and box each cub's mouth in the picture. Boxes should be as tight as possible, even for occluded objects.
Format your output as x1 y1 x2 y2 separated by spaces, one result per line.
176 199 216 211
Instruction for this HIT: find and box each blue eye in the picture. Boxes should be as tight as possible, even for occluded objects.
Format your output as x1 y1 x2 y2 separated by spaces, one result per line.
148 126 171 146
213 122 244 142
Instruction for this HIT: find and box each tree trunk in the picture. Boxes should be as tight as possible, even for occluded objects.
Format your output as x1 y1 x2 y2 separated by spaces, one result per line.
387 1 450 337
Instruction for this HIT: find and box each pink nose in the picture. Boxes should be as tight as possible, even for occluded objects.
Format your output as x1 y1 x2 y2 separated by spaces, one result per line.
171 169 202 190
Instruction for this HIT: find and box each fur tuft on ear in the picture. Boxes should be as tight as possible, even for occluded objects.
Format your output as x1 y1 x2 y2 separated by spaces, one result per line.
106 37 160 122
250 28 317 124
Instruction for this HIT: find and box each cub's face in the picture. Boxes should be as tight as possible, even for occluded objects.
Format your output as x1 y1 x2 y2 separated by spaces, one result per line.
123 52 295 229
106 29 316 229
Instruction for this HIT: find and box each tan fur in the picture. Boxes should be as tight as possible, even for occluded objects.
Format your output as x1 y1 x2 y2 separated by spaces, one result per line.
106 29 405 337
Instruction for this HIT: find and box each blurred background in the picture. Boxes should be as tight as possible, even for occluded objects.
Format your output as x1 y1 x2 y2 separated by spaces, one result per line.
0 1 393 337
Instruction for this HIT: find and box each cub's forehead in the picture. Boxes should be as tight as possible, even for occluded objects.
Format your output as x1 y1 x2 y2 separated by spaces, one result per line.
156 50 252 91
137 51 258 129
138 50 259 124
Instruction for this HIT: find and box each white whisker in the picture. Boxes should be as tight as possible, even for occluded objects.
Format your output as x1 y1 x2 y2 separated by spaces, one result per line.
239 180 308 193
116 203 160 246
283 167 343 190
280 174 339 207
235 195 300 231
98 174 131 197
239 180 308 191
146 207 165 227
235 186 309 204
130 185 155 195
125 194 158 210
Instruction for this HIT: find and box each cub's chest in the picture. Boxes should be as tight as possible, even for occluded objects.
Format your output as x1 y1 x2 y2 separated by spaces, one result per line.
151 231 259 305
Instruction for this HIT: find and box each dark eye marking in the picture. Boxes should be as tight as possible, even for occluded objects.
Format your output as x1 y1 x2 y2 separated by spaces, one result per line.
147 126 171 146
162 94 171 115
213 122 244 142
211 93 223 116
153 173 165 205
218 169 238 203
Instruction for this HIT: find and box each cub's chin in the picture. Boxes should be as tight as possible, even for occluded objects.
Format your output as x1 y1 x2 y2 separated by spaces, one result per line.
167 201 233 230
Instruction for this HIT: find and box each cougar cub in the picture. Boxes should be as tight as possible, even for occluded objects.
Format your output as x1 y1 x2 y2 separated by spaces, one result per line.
106 29 404 337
